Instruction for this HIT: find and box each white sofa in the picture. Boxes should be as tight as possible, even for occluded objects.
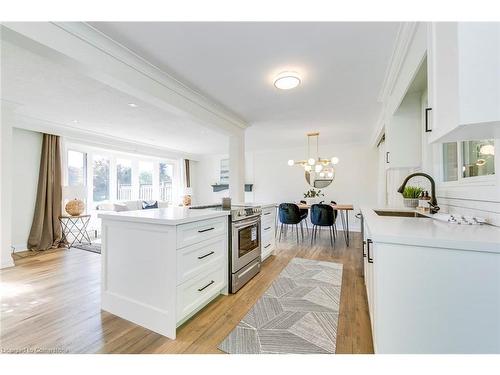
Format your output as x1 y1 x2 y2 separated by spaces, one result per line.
88 200 170 238
96 200 170 212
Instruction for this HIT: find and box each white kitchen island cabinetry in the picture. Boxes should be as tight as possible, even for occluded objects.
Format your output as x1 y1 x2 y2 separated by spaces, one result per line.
99 208 230 339
362 207 500 353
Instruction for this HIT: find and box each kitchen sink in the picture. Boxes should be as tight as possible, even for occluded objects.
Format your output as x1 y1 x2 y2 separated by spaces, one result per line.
374 210 429 218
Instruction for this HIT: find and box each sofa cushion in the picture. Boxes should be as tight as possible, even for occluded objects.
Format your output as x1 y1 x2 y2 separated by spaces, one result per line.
96 203 115 211
113 203 128 212
123 201 142 211
158 201 169 208
142 200 158 209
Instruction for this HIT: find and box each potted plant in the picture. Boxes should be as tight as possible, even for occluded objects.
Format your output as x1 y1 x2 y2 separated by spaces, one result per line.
402 186 424 208
303 188 324 205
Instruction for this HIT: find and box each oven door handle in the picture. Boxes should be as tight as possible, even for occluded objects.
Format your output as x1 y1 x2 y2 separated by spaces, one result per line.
233 218 260 229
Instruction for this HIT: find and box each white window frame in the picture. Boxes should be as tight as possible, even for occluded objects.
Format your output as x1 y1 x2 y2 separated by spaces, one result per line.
64 148 88 187
62 140 180 209
439 139 496 188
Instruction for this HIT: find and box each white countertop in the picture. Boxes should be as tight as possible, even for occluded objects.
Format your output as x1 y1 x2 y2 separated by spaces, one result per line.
243 202 277 209
361 207 500 254
98 207 230 226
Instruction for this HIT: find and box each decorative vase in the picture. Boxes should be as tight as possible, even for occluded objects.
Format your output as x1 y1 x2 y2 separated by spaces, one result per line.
305 197 319 206
65 199 85 216
403 198 419 209
182 194 192 206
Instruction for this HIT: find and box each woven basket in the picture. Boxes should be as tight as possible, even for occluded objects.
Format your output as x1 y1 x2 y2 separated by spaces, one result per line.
65 199 85 216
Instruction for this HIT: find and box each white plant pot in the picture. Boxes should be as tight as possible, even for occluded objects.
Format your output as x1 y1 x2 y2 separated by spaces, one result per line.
305 197 320 206
403 198 419 208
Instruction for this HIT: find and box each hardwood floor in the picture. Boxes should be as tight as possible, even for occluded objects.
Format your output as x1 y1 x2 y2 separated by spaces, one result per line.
0 231 373 354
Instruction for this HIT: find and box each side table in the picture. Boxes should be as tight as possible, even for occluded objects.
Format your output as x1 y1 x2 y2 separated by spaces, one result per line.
59 215 92 248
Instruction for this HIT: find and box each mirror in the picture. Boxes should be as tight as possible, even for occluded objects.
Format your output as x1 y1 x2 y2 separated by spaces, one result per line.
305 170 335 189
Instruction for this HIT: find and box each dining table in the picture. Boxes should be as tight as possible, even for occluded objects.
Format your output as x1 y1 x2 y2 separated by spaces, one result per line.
297 203 354 246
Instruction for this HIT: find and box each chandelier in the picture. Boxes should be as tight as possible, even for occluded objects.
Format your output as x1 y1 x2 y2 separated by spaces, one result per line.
287 132 339 179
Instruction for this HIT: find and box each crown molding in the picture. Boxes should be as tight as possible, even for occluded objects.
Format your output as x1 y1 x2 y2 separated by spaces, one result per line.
2 22 248 136
57 22 248 130
377 22 419 104
3 110 201 161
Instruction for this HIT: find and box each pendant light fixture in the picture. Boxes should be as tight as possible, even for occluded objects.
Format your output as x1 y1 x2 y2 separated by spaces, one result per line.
287 132 339 175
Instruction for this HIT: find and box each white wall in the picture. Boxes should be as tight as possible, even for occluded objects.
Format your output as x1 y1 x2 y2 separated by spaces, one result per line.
192 142 378 231
11 128 43 251
1 110 15 267
191 154 254 205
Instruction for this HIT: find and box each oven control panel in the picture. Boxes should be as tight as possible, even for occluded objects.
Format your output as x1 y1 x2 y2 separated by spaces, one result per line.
235 207 262 218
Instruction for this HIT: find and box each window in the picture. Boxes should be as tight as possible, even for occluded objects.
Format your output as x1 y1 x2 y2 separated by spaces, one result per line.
442 139 495 181
117 159 132 200
93 155 110 202
65 142 180 205
138 161 154 200
159 162 173 203
442 143 458 182
462 140 495 178
220 158 229 184
67 150 86 186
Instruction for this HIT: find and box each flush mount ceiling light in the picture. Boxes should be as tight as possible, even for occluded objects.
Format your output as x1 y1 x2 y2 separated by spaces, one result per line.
128 103 138 108
273 71 301 90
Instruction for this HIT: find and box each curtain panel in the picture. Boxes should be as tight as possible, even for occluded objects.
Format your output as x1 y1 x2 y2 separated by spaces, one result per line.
28 134 63 250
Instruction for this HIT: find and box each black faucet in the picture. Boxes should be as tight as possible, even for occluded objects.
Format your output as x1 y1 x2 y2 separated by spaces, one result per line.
397 173 440 214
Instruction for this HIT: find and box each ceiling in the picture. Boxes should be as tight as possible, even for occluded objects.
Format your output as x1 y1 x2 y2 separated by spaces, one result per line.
1 39 228 155
89 22 401 150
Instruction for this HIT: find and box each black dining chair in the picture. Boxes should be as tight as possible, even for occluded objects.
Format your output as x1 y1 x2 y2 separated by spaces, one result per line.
278 203 303 243
310 204 336 247
299 200 310 234
330 200 339 237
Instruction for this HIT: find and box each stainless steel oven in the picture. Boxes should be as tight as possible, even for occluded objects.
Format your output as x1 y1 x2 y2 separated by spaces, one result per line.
230 214 261 292
189 203 262 293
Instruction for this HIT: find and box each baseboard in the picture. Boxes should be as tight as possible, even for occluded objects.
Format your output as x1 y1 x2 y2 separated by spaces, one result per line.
1 257 15 269
11 243 28 253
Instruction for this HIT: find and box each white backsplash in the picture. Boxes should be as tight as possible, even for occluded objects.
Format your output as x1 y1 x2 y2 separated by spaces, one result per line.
386 168 500 227
437 197 500 227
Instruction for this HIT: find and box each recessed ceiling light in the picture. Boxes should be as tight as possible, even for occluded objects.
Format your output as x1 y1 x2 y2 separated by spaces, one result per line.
72 120 79 124
274 71 301 90
128 103 138 108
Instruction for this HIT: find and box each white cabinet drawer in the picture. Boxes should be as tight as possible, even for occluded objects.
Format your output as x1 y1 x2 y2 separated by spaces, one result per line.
177 236 225 285
261 221 274 236
176 265 225 323
261 208 275 224
261 230 275 261
176 217 227 249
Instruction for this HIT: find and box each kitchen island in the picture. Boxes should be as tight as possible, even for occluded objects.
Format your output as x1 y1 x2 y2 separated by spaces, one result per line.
98 207 230 339
360 207 500 353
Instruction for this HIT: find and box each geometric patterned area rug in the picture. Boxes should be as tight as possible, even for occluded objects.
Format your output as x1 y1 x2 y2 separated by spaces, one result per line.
218 257 343 354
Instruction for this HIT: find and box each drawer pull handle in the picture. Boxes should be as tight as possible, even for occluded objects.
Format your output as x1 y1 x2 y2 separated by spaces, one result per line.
264 226 271 230
367 239 374 263
264 244 271 249
264 212 271 216
198 251 215 259
198 280 215 292
198 227 215 233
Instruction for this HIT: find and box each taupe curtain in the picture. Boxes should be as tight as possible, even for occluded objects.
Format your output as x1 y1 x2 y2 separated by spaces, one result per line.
28 134 63 251
184 159 191 188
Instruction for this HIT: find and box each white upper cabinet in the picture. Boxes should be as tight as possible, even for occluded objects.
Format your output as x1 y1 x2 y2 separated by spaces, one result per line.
427 22 500 143
384 91 422 169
